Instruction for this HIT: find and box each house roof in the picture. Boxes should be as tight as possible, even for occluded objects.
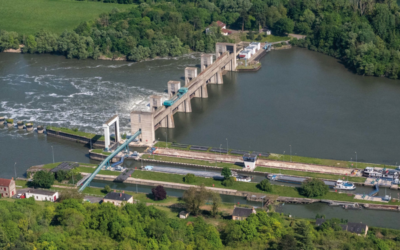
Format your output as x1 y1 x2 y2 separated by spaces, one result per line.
232 207 255 217
216 21 226 28
180 211 189 216
221 29 232 34
315 218 326 226
26 189 57 196
104 192 132 201
344 223 368 234
0 178 13 187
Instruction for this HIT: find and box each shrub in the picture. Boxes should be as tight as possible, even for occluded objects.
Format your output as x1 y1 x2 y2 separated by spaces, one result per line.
273 43 282 48
102 185 112 194
152 185 167 201
281 42 287 45
222 177 235 187
6 118 13 123
184 173 196 184
32 170 55 188
259 179 272 192
301 178 329 197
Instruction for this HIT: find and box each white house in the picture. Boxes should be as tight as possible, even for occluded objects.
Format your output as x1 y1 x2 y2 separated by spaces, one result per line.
246 45 257 55
103 191 134 206
25 189 59 202
239 50 252 59
206 21 231 36
250 42 261 51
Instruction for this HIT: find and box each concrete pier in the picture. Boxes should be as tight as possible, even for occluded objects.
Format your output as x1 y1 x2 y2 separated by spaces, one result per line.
26 123 33 132
7 119 14 128
37 125 44 134
17 121 24 129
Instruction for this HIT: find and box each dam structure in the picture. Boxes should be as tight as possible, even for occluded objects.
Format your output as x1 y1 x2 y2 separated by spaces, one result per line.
131 42 242 145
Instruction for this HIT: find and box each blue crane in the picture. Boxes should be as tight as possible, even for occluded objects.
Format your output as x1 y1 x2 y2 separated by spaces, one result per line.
78 129 142 192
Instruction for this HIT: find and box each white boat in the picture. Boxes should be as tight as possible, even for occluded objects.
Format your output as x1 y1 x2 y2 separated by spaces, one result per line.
235 176 251 182
334 180 356 190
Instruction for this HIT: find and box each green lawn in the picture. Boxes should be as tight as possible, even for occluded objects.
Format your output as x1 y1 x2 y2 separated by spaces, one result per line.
47 126 104 141
42 162 63 169
0 0 130 35
91 149 112 156
154 142 394 169
141 154 243 169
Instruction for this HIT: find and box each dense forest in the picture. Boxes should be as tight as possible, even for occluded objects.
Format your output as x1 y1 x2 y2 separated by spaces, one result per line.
1 197 400 250
1 0 400 79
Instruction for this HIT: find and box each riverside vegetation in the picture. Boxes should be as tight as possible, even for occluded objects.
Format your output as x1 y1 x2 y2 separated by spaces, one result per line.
1 192 400 249
0 0 399 80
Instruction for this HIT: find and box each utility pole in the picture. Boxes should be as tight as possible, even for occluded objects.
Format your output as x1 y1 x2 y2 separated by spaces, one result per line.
226 138 228 155
290 145 292 162
355 152 357 169
165 132 167 148
51 146 55 163
14 162 17 179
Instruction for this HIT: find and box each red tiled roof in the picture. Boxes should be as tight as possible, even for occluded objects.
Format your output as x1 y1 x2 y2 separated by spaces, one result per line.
0 178 12 187
221 29 232 34
216 21 226 28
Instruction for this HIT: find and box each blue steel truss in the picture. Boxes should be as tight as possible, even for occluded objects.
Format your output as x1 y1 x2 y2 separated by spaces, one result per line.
79 129 142 192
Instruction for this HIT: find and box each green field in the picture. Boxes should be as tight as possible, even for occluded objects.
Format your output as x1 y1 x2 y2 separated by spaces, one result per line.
47 126 105 141
0 0 130 35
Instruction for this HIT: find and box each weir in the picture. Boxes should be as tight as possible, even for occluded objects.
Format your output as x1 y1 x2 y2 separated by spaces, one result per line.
78 129 142 192
131 42 240 145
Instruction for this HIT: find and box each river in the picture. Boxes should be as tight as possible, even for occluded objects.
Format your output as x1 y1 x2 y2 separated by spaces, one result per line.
2 48 400 228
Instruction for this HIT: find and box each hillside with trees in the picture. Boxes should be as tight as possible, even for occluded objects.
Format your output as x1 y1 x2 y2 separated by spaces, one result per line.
1 197 400 249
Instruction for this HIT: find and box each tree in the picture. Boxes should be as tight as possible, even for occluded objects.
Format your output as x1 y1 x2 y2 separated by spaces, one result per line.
58 189 85 202
222 176 235 187
258 179 272 192
152 185 167 201
102 185 112 194
32 170 54 188
237 0 252 31
209 191 221 217
301 178 329 197
183 185 208 215
274 17 294 35
221 167 232 179
184 173 196 184
279 234 297 250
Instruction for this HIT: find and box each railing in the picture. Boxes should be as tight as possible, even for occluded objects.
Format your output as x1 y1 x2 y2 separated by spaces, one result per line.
78 129 142 192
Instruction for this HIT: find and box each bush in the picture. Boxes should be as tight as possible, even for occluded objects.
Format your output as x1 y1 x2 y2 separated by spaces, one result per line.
6 118 14 123
184 173 196 184
281 42 287 45
301 178 329 197
222 177 235 187
32 170 55 188
273 43 282 48
256 35 262 41
259 179 272 192
152 185 167 201
102 185 111 194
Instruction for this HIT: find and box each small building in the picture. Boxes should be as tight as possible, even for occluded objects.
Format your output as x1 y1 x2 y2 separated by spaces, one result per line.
206 21 230 36
246 45 257 55
243 153 258 170
25 189 58 202
103 191 133 206
238 50 252 59
260 27 271 35
232 206 256 221
0 177 16 198
179 211 190 219
315 219 368 236
250 42 261 51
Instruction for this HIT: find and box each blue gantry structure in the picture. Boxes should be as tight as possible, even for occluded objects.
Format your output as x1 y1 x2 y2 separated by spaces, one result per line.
78 129 142 192
163 88 188 107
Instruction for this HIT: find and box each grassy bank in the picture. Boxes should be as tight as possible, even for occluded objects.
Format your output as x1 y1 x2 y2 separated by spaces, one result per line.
129 170 399 205
141 154 243 169
154 142 394 169
47 126 104 141
237 62 261 70
91 149 112 156
0 0 130 35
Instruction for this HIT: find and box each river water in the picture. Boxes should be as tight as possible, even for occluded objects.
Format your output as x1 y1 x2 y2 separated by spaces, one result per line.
2 48 400 227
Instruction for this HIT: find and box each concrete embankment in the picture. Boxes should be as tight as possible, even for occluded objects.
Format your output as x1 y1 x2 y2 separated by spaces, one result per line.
89 150 121 162
46 128 105 148
154 148 353 175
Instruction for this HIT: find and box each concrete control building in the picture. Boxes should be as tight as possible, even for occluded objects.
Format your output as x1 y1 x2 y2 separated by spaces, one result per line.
0 178 16 198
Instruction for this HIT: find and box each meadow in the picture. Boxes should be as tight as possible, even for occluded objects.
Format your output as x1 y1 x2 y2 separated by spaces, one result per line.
0 0 130 35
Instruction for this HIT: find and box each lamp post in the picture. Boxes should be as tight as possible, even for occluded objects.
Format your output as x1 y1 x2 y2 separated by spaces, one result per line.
290 145 292 162
219 144 222 162
14 162 17 179
165 132 167 148
51 146 55 163
355 152 357 169
226 138 228 155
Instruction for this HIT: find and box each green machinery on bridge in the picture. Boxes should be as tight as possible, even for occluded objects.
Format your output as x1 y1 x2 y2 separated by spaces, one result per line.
78 129 142 192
